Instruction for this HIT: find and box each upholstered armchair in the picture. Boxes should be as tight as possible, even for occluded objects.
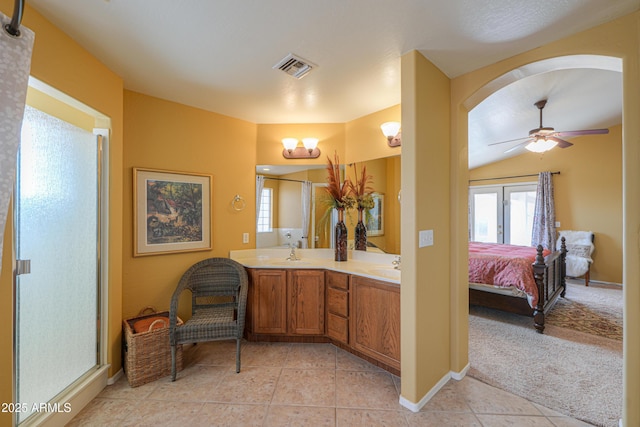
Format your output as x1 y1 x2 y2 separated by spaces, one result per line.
169 257 248 380
557 230 595 286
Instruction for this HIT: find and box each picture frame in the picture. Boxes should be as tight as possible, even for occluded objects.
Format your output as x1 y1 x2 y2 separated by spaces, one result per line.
366 193 384 236
133 168 212 256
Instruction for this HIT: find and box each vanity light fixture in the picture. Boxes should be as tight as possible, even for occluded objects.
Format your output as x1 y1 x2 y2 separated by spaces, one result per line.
524 136 557 153
380 122 401 147
282 137 321 159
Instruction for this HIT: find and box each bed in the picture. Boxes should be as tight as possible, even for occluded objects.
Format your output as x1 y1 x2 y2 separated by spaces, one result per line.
468 238 567 333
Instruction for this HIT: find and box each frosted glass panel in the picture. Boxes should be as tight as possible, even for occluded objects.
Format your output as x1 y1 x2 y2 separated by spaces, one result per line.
16 106 98 423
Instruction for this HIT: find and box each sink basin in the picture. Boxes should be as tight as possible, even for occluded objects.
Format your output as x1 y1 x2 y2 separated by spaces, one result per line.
368 267 401 280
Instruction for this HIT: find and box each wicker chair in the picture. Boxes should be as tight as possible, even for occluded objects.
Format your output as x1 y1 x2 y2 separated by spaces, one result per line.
169 257 248 381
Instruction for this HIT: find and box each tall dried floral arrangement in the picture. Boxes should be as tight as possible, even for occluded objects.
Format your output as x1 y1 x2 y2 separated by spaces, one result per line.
347 163 374 210
324 152 355 210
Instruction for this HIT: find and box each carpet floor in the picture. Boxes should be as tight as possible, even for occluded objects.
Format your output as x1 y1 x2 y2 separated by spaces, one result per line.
469 281 623 427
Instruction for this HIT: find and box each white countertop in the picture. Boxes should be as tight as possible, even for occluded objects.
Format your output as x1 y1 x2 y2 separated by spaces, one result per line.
229 248 401 284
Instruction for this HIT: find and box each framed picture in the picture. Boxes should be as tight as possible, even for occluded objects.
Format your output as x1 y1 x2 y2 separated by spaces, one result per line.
133 168 212 256
366 193 384 236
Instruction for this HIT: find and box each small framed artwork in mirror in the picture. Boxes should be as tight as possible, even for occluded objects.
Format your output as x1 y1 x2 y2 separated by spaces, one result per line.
367 193 384 236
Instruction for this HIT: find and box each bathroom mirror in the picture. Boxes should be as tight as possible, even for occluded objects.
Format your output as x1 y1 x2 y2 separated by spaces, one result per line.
255 156 400 254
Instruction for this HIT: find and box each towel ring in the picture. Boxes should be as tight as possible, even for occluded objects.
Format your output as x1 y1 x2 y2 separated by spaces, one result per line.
231 194 246 211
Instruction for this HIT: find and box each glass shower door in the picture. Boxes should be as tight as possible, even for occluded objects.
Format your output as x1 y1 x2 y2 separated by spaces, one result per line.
14 106 100 424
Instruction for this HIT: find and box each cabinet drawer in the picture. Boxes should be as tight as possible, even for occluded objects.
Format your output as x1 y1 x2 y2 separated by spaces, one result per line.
326 270 349 290
327 287 348 317
326 312 348 343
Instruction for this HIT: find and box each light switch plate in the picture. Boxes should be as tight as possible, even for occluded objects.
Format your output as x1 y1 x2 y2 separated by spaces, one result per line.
419 229 434 247
243 232 249 244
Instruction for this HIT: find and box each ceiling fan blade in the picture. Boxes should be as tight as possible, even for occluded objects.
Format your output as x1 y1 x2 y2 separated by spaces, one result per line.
555 128 609 137
503 141 529 154
548 136 573 148
488 136 530 146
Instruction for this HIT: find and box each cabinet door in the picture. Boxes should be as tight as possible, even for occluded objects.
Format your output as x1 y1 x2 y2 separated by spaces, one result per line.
289 270 325 335
250 269 288 334
350 276 400 369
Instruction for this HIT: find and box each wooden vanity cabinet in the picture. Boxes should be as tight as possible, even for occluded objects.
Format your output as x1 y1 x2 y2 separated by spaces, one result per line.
288 269 325 335
246 268 325 336
247 269 288 334
325 271 349 344
350 275 401 370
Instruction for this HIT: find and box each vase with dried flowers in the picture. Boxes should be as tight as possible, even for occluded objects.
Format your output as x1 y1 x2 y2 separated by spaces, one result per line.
325 153 354 261
348 163 375 251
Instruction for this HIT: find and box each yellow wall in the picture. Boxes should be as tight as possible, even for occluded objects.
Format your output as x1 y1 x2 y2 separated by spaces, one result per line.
469 125 622 283
346 104 402 163
0 2 124 425
401 50 452 403
122 91 256 321
450 12 640 425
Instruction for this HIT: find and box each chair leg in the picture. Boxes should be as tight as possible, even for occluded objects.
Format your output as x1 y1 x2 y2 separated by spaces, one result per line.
171 345 177 381
236 338 241 373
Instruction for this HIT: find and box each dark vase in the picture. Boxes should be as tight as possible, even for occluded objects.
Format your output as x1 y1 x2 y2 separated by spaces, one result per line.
335 208 347 261
355 208 367 251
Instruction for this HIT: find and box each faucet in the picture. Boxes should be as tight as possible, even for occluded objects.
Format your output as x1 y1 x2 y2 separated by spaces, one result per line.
285 232 299 261
392 256 401 270
286 242 299 261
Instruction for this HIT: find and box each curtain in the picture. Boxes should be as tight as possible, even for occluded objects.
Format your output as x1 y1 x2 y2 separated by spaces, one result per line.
300 181 312 248
255 175 265 227
0 16 35 275
531 171 556 251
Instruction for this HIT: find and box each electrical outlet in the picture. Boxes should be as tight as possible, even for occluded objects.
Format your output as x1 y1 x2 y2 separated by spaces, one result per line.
419 229 434 247
242 232 249 244
555 221 561 228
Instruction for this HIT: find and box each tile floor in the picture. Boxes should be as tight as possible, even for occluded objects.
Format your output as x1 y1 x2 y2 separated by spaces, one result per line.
68 341 593 426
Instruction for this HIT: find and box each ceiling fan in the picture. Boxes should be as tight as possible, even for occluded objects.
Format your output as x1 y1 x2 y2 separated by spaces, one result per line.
489 99 609 153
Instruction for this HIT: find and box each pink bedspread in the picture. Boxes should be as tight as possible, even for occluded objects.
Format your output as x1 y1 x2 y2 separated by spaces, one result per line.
469 242 550 306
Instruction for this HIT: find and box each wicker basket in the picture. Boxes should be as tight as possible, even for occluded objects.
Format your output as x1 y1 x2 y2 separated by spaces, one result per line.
123 307 183 387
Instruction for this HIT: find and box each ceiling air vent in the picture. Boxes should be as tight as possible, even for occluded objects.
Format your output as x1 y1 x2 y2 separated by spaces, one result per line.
273 53 316 79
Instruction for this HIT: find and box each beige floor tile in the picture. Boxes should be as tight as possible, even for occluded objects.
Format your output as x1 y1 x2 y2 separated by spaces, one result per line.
241 342 291 367
336 348 384 372
337 408 410 426
420 382 474 413
207 366 282 404
66 398 136 427
189 403 268 427
476 414 556 427
187 340 239 368
405 411 484 426
285 343 337 369
118 400 204 427
264 405 335 427
336 370 403 410
271 368 336 406
147 365 228 402
451 377 544 416
98 375 158 399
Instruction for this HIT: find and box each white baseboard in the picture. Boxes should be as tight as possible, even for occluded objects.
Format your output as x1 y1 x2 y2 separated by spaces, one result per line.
107 368 123 385
399 372 451 413
450 363 470 380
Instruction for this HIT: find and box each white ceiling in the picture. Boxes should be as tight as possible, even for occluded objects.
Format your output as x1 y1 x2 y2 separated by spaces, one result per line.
25 0 637 168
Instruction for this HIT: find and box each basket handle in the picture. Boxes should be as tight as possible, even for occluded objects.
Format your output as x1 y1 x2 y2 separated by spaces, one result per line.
138 306 157 316
148 318 168 331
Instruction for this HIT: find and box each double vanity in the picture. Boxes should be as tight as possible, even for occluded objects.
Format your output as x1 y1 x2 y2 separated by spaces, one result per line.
230 248 401 375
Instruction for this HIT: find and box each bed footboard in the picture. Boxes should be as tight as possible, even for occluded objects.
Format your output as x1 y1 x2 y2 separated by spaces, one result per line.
532 237 567 333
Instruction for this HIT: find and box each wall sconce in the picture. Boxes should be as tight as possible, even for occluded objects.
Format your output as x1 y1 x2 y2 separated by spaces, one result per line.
380 122 401 147
282 137 321 159
525 136 557 153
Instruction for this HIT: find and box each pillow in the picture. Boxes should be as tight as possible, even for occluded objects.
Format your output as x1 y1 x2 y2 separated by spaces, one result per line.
566 243 592 258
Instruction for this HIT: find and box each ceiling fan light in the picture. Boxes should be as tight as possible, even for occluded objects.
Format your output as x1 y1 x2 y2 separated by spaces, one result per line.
525 137 557 153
